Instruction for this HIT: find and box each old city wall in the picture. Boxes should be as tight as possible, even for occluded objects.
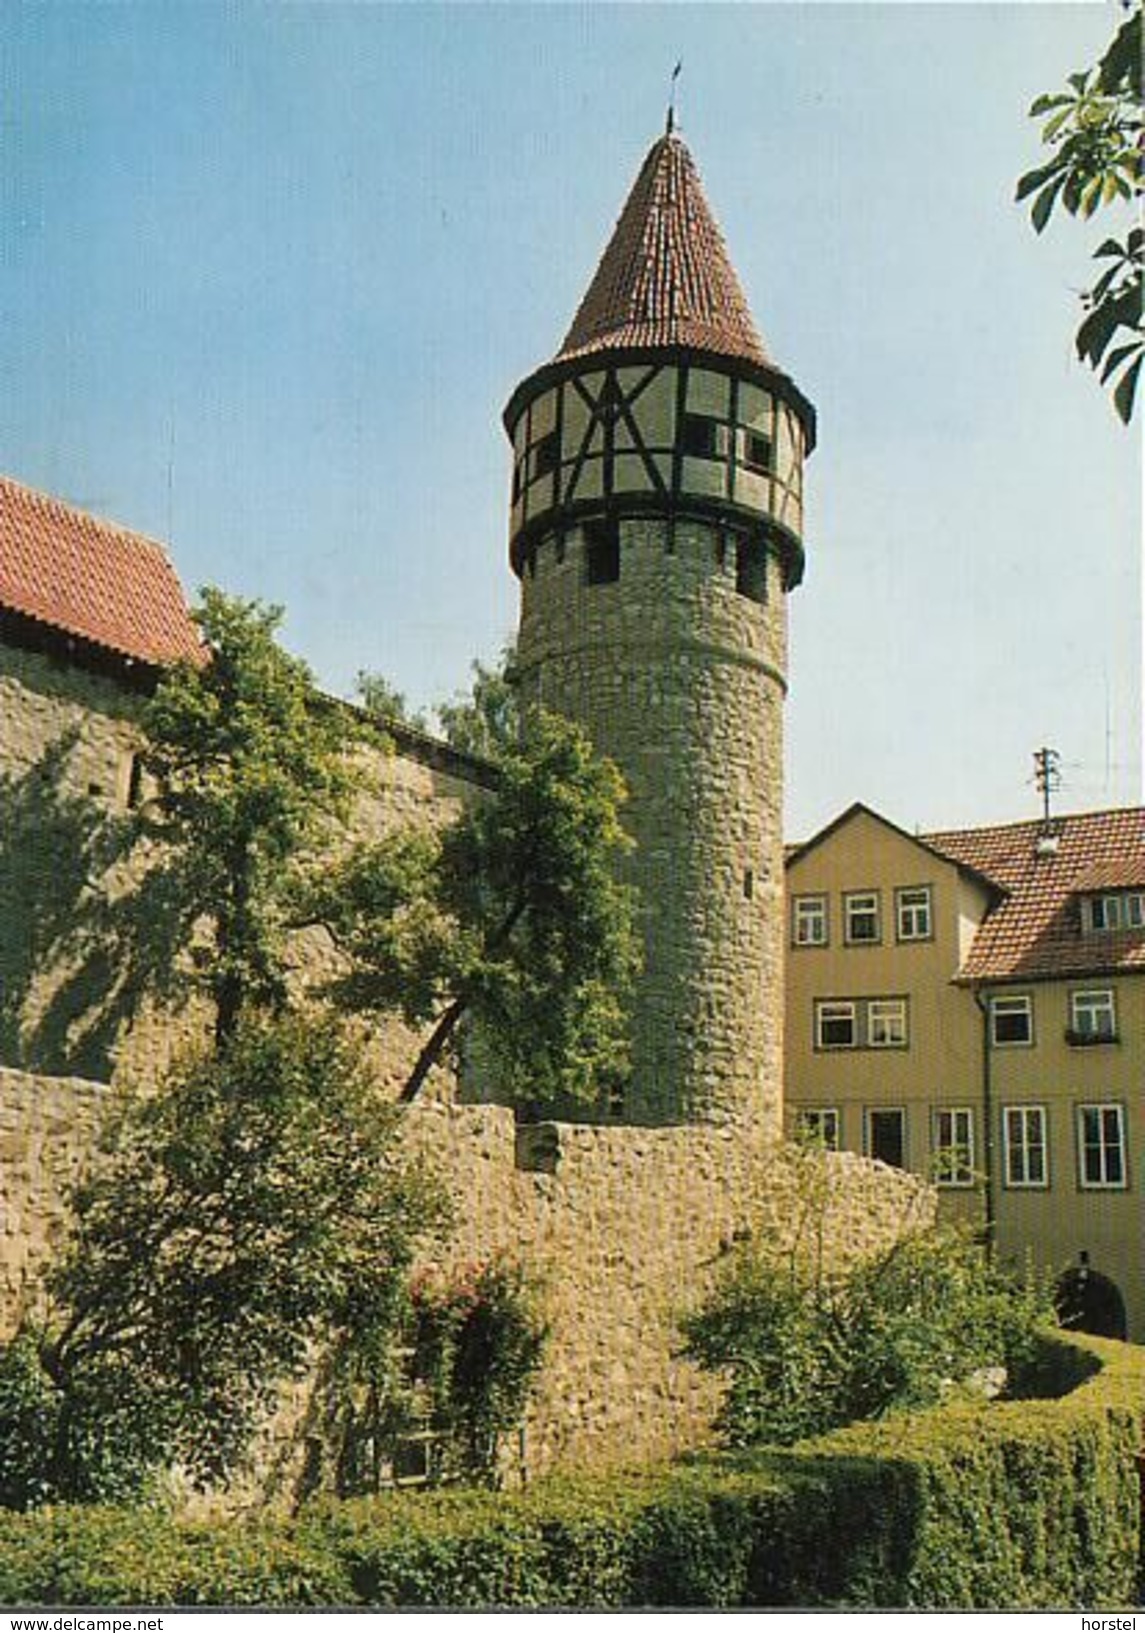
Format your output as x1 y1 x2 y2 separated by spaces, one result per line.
0 1064 933 1481
0 640 482 1096
0 638 934 1479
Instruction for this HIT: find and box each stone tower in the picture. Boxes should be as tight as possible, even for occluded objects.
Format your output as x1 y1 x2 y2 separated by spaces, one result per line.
504 131 815 1129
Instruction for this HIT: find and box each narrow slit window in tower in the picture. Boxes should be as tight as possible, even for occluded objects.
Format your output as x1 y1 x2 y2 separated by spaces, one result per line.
585 519 620 585
533 430 559 477
735 539 767 604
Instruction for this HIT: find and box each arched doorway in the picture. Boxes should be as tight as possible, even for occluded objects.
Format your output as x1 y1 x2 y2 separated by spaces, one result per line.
1055 1267 1128 1341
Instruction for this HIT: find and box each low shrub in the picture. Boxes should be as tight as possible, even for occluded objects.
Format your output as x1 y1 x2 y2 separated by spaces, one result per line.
0 1330 1138 1610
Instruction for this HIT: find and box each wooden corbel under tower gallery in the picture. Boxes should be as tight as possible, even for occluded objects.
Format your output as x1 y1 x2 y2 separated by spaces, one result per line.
504 126 816 1128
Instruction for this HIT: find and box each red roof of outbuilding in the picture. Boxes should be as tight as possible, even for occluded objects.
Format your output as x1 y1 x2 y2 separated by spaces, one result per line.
925 807 1145 982
556 133 771 369
0 474 203 667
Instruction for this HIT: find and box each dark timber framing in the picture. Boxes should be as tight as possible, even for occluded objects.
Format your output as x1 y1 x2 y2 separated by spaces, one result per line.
507 347 813 589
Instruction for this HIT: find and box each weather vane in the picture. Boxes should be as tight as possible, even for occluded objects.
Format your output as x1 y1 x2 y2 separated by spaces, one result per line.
666 61 682 135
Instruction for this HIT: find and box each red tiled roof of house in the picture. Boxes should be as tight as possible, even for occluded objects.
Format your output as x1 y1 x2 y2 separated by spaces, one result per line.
924 807 1145 982
556 133 771 369
0 474 203 667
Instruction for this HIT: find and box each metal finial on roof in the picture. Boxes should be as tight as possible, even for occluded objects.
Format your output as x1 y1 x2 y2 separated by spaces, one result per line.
666 61 682 135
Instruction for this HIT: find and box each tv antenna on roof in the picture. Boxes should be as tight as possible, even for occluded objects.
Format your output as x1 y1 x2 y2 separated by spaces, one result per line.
1033 745 1062 829
666 61 682 135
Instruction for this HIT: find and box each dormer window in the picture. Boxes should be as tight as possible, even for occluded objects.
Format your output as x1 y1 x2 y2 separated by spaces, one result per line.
1084 891 1145 931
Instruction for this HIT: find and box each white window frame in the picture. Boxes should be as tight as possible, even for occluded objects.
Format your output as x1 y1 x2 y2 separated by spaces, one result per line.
1070 988 1117 1042
868 998 908 1049
1077 1103 1128 1190
1088 894 1121 931
932 1107 975 1188
792 894 829 948
991 994 1033 1047
1127 892 1145 928
896 885 932 942
865 1107 907 1169
795 1107 841 1150
844 890 881 946
815 1001 857 1050
1002 1105 1049 1189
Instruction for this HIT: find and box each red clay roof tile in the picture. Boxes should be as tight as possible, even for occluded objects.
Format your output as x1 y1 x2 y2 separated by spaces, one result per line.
0 474 203 667
925 808 1145 983
556 134 771 369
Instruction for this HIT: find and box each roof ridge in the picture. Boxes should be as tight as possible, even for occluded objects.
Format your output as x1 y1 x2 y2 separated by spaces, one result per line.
925 804 1144 840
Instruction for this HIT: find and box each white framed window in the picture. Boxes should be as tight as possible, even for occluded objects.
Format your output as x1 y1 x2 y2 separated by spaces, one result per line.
844 891 881 945
896 885 932 942
991 994 1033 1047
1003 1105 1049 1189
1069 989 1117 1042
1087 891 1145 931
815 1001 857 1049
932 1108 975 1187
1077 1103 1127 1190
868 998 908 1049
866 1108 906 1169
792 894 828 948
795 1107 841 1150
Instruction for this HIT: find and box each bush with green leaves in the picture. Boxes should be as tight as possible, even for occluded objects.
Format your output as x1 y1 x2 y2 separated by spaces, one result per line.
0 1014 445 1506
682 1192 1053 1448
0 1331 1139 1608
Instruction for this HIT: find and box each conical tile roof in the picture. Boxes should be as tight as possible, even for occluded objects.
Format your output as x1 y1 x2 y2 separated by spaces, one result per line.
555 132 770 368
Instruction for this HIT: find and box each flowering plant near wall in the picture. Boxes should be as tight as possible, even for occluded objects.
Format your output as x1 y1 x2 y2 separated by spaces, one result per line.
407 1257 549 1487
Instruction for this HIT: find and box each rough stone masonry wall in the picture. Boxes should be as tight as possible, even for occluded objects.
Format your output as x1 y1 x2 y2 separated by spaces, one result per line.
517 515 789 1131
0 1065 933 1484
0 1067 109 1332
401 1105 934 1479
0 640 480 1097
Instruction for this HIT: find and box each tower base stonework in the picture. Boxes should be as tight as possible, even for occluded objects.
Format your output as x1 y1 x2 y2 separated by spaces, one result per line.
517 516 789 1129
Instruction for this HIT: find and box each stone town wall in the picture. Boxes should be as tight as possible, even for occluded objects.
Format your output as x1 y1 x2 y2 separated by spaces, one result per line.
0 1067 109 1331
0 640 484 1097
404 1106 934 1477
0 1066 933 1483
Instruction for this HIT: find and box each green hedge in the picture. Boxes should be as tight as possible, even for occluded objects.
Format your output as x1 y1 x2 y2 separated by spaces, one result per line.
0 1330 1140 1610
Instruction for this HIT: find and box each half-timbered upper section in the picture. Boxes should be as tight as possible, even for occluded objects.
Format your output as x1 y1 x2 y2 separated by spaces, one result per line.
503 133 816 587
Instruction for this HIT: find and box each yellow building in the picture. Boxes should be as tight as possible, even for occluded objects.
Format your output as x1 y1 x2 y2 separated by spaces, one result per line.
785 802 1144 1342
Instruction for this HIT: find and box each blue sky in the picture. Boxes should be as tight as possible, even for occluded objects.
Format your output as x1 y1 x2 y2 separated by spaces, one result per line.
1 1 1139 836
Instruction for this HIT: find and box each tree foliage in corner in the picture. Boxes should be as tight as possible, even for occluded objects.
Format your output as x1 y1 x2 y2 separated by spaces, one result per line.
143 589 360 1043
1017 4 1143 421
0 1016 445 1504
312 709 639 1112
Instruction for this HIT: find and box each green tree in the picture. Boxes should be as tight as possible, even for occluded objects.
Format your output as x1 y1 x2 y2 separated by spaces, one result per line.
0 1015 445 1504
436 642 519 762
312 709 639 1111
356 670 430 732
143 590 359 1043
1017 4 1143 421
